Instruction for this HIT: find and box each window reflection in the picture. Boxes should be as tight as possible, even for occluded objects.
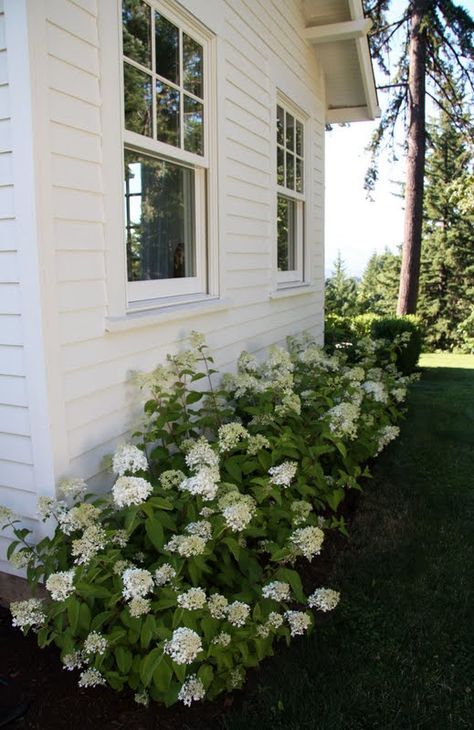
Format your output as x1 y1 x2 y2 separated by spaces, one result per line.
123 62 152 137
124 150 196 282
183 34 203 98
277 195 296 271
122 0 151 67
155 13 180 85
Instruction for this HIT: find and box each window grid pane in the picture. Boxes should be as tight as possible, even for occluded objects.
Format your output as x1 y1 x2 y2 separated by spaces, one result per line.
277 195 296 272
123 1 204 156
276 103 304 195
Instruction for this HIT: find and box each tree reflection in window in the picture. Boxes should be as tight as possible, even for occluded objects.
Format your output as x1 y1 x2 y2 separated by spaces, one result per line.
277 195 296 271
124 150 196 282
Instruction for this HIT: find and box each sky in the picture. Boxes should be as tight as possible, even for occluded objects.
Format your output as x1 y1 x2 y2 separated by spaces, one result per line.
324 0 474 280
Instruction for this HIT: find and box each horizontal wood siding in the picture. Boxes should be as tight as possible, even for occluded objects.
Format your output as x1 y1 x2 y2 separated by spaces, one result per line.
0 0 325 536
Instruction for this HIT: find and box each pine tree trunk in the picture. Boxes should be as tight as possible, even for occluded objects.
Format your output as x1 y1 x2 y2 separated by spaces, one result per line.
397 1 427 315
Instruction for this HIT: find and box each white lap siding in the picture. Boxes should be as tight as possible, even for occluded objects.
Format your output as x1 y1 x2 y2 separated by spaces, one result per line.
1 0 327 575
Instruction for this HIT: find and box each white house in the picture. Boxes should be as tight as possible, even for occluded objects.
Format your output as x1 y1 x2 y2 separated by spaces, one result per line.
0 0 378 583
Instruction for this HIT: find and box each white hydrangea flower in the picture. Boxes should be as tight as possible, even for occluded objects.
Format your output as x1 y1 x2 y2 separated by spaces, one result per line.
71 524 107 566
262 581 291 602
326 402 360 439
285 610 312 636
164 627 203 665
58 503 101 536
10 598 46 630
218 422 248 453
178 674 206 706
122 568 154 600
185 438 219 470
78 668 106 688
268 611 284 629
392 387 407 403
228 666 245 689
275 392 301 417
208 593 228 619
159 470 186 491
178 467 220 501
164 534 207 557
154 563 176 586
226 601 250 627
308 587 341 612
199 507 216 518
112 476 153 508
268 461 298 487
0 505 14 526
375 425 400 455
112 529 128 548
113 559 133 576
345 366 365 382
45 569 75 602
112 444 148 476
185 520 212 541
134 690 149 706
37 496 67 522
83 631 108 655
237 350 259 373
246 434 271 456
212 631 231 647
177 587 207 611
62 651 86 671
367 367 384 381
362 380 388 403
57 477 88 500
129 597 151 617
290 500 313 525
219 492 256 532
290 526 325 561
9 549 35 569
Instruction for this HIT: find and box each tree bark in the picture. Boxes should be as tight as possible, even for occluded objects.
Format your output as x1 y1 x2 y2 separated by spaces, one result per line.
397 1 427 315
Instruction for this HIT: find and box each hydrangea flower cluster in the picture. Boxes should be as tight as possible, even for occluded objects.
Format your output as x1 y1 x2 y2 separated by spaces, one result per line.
159 469 186 490
112 444 148 476
45 569 75 602
362 380 388 404
78 668 106 688
122 567 154 601
226 601 250 627
290 526 324 560
57 477 88 501
290 500 313 525
326 402 360 439
268 461 298 487
177 587 207 610
112 476 153 508
308 588 341 612
154 563 177 586
58 503 101 535
218 491 256 532
71 524 107 565
246 434 271 455
83 631 108 655
217 422 248 452
375 425 400 455
178 675 206 706
164 533 207 557
10 598 46 630
285 610 312 636
257 611 284 638
208 593 228 619
262 581 291 602
185 520 213 541
164 627 203 665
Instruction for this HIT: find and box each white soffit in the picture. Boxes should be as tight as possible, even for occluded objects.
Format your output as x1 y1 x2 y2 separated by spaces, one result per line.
303 0 380 123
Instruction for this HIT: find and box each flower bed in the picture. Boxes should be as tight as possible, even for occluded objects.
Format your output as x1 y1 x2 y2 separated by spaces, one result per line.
0 332 415 709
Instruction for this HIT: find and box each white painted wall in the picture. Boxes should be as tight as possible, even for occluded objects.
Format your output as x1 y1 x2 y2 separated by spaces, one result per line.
0 0 56 574
0 0 326 575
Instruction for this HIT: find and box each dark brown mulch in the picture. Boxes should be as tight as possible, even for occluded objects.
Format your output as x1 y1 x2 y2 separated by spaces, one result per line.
0 491 360 730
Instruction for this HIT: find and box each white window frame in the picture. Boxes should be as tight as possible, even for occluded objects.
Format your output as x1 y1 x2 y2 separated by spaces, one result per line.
276 95 306 287
120 0 215 307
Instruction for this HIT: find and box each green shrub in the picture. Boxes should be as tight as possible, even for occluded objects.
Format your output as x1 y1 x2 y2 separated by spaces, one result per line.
370 315 423 374
1 332 413 709
325 314 423 375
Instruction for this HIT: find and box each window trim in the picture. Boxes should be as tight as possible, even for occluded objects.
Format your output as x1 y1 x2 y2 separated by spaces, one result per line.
119 0 216 307
275 95 307 288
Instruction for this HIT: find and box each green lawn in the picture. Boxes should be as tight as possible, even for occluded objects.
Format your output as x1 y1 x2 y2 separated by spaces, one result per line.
221 353 474 729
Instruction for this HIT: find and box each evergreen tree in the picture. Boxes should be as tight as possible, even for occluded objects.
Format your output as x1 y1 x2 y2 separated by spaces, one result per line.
416 113 474 350
364 0 474 314
357 249 400 315
325 252 359 316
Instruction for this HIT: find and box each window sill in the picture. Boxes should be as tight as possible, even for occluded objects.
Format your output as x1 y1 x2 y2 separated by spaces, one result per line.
105 296 230 333
270 284 318 300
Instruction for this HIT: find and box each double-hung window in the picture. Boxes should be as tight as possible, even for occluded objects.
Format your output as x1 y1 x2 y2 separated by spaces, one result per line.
121 0 211 305
276 100 305 285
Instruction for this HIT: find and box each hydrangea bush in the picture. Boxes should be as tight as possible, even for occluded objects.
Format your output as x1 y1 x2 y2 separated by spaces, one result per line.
0 331 415 708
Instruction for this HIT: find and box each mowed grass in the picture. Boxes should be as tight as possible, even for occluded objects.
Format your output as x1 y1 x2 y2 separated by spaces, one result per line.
221 353 474 730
